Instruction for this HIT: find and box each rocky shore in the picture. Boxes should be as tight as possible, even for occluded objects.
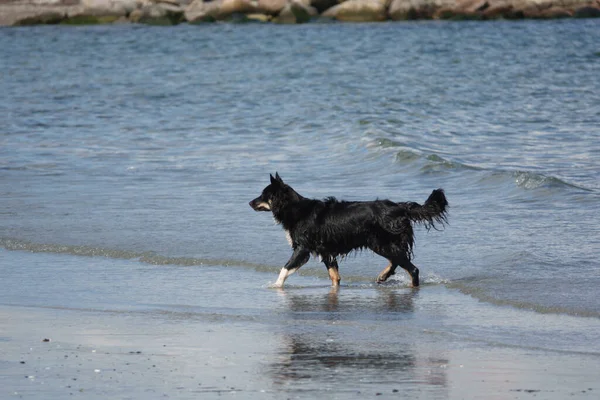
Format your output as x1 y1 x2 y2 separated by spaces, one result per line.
0 0 599 25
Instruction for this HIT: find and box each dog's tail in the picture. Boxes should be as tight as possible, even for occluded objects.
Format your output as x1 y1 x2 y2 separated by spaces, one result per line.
404 189 448 230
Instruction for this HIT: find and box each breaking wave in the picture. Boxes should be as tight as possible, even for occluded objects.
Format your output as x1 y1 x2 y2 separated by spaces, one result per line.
368 137 596 193
0 237 272 272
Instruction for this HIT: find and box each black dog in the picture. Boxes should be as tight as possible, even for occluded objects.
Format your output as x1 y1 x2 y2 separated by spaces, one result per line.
249 173 448 288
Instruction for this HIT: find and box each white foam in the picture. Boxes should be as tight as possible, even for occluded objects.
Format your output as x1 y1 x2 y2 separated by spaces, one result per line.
387 271 449 286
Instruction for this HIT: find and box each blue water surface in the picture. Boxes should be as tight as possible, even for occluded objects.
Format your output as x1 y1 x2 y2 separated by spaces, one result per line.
1 20 599 317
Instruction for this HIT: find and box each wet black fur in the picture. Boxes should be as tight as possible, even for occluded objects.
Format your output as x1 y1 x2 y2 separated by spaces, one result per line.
249 173 448 286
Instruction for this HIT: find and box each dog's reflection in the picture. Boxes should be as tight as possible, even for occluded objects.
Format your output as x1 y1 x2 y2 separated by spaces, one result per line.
270 332 417 384
268 287 448 392
276 286 418 316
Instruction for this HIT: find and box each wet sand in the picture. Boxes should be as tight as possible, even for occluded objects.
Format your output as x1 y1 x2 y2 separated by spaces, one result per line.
2 285 599 399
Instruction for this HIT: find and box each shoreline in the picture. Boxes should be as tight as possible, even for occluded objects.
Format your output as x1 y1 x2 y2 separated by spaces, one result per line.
1 0 599 27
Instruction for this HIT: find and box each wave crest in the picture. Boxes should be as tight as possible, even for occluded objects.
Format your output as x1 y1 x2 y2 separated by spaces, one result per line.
368 137 595 193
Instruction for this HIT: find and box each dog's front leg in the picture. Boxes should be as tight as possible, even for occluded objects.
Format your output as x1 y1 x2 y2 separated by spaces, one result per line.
273 247 310 288
324 259 341 287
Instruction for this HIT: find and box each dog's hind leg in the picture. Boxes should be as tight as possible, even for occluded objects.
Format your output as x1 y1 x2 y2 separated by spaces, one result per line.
273 247 310 288
324 258 341 287
374 255 419 287
372 244 420 287
398 257 420 287
376 260 397 283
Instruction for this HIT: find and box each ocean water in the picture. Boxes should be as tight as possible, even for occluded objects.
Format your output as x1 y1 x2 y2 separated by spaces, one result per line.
1 20 600 394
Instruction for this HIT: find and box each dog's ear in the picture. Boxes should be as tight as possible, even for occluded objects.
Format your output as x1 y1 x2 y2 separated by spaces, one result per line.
270 173 284 186
275 172 284 184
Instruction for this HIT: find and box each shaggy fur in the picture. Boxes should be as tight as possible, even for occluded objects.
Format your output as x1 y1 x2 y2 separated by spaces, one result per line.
249 173 448 288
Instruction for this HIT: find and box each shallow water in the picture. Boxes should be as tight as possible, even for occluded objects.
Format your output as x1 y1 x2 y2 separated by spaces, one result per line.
1 20 600 375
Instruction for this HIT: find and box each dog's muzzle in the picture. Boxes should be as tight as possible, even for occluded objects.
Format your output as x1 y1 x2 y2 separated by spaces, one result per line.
249 198 271 212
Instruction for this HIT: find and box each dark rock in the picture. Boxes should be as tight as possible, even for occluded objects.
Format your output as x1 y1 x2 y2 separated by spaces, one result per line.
573 5 600 17
14 10 64 25
481 3 514 18
310 0 338 13
61 14 122 23
273 0 317 23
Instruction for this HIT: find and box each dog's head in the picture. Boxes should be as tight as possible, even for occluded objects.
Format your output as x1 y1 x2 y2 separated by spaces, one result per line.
249 173 301 213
